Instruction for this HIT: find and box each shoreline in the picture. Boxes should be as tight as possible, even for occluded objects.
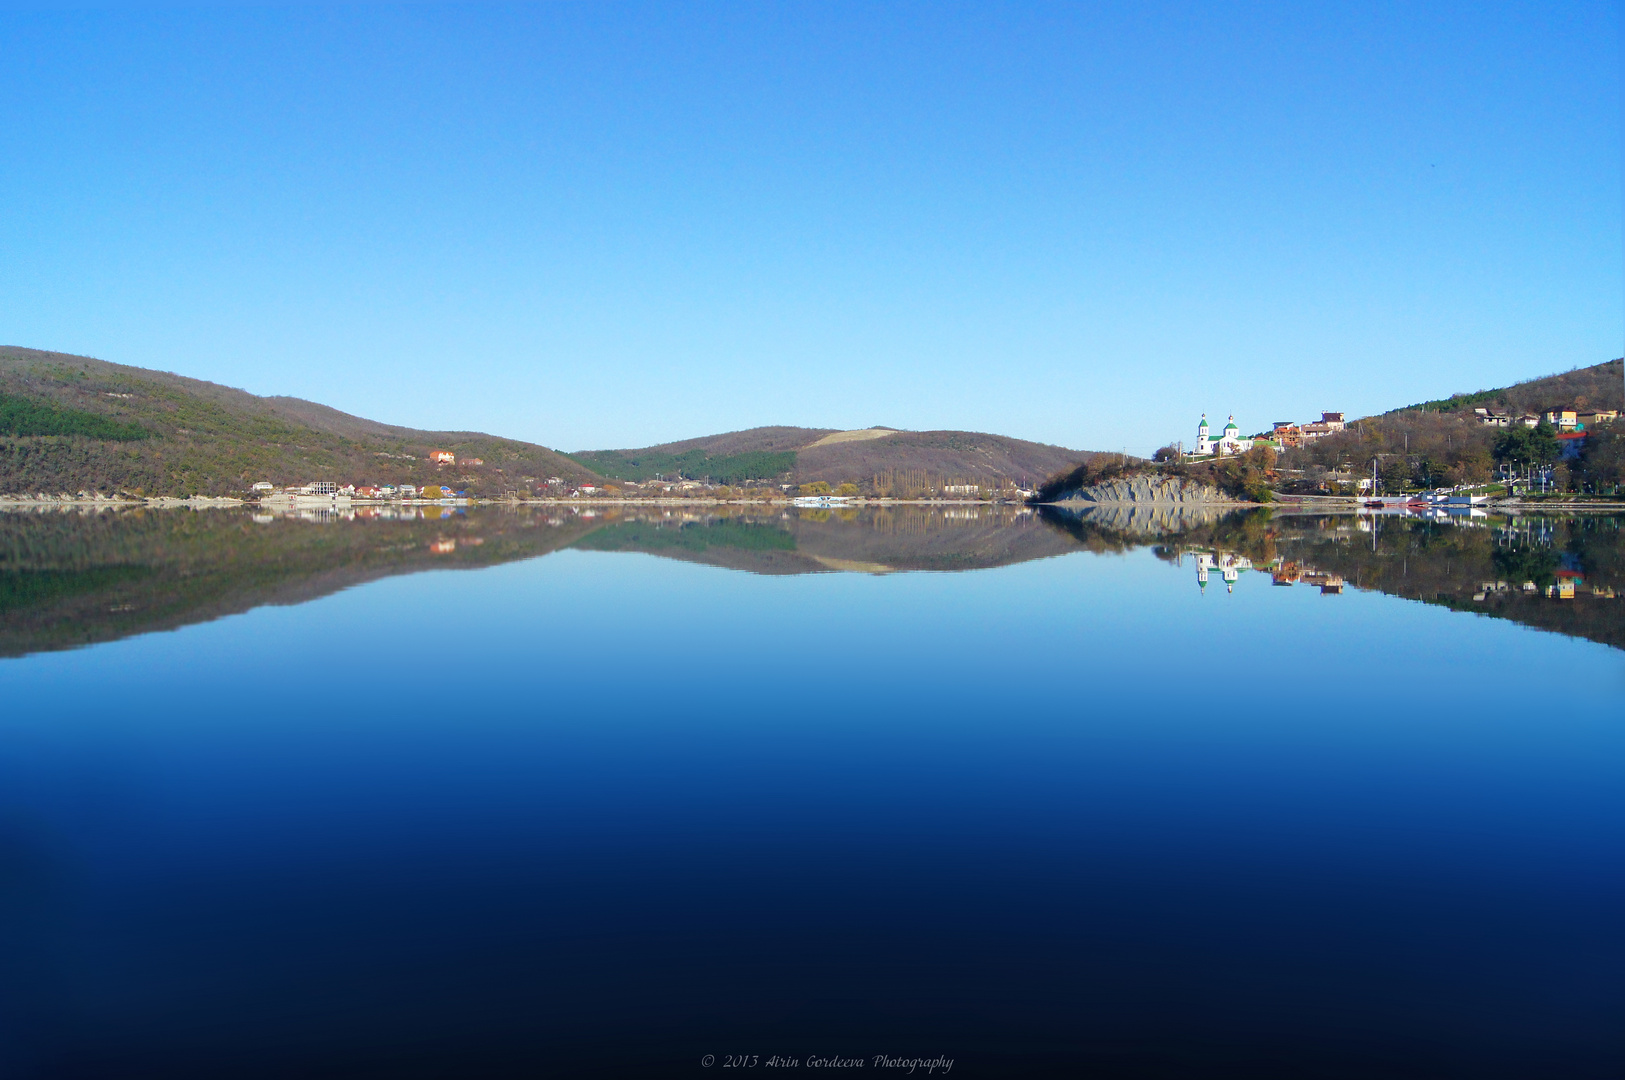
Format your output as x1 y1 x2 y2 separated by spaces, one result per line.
0 494 1620 513
0 496 1033 510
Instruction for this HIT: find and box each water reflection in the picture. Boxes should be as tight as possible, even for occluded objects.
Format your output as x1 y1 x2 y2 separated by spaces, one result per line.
0 503 1621 1077
2 503 1623 658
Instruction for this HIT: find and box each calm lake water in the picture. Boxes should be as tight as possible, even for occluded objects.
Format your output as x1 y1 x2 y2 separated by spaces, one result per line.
1 505 1621 1077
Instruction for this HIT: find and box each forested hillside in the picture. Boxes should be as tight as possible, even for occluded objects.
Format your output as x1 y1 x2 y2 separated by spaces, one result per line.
1398 359 1623 417
1280 358 1624 494
0 347 599 497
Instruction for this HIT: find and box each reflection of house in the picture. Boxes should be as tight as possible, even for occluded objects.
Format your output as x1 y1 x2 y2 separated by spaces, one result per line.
1270 560 1346 594
1194 551 1253 593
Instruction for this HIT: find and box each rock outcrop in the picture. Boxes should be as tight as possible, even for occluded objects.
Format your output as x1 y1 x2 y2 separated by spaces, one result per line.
1047 474 1234 505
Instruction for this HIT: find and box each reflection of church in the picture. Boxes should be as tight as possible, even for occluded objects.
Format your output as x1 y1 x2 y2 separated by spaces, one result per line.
1192 414 1249 457
1195 552 1253 594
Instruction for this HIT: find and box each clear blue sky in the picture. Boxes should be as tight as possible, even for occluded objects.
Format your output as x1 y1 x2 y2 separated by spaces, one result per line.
2 2 1619 455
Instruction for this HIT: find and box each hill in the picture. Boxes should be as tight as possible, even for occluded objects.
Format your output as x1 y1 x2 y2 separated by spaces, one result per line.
1277 357 1625 494
0 346 599 497
573 425 1100 495
1396 358 1623 418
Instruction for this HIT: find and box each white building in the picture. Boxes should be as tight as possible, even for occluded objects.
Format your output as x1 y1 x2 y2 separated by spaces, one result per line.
1192 414 1250 457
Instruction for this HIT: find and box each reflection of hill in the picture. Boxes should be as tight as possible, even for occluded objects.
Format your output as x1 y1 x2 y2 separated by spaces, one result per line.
1193 512 1625 653
568 517 824 575
0 505 1089 657
11 503 1621 658
790 506 1076 572
0 507 601 658
567 506 1079 575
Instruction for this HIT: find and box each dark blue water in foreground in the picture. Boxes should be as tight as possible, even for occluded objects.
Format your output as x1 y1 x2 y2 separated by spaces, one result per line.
1 537 1622 1077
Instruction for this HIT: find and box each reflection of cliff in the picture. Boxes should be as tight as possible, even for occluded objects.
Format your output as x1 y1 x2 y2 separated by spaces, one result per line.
1044 502 1236 535
0 507 602 658
1039 505 1274 559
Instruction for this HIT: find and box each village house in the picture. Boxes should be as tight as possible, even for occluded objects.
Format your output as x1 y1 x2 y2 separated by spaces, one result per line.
1270 422 1304 448
1556 430 1589 459
1299 412 1346 439
429 450 456 465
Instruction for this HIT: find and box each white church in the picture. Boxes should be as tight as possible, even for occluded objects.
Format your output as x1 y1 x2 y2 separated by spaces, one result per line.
1191 414 1250 458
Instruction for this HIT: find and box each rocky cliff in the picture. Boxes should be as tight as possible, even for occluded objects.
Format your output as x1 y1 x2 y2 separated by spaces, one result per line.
1047 474 1236 505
